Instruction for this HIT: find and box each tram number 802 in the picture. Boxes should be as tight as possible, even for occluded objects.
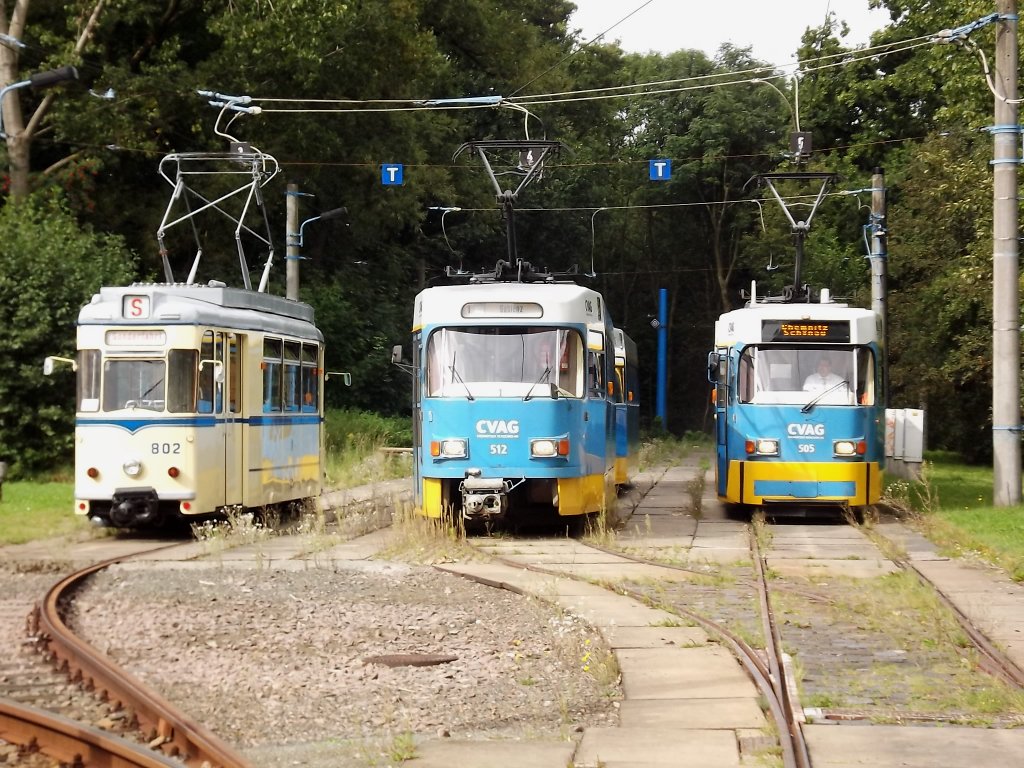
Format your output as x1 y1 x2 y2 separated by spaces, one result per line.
152 442 182 455
797 443 816 454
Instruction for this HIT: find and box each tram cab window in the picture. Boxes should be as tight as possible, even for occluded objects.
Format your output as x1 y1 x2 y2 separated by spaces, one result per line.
76 350 101 412
425 327 583 398
739 346 874 406
103 359 165 411
167 350 197 412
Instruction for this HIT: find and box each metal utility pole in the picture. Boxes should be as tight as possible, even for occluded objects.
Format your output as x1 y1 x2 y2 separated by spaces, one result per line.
987 0 1019 507
869 168 889 407
992 0 1020 506
286 183 301 301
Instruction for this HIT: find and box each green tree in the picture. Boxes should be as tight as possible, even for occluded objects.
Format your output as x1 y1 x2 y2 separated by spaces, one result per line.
0 193 135 474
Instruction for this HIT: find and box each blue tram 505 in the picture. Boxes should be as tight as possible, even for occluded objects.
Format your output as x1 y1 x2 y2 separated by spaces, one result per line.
405 280 620 525
708 287 884 512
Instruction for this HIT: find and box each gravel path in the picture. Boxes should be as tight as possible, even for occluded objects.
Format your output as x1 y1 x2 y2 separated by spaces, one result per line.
67 560 621 766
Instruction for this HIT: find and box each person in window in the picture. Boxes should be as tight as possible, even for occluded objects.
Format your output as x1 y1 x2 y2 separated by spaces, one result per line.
803 356 845 393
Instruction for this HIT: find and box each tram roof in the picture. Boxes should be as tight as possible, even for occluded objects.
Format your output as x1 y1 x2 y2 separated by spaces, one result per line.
714 300 877 346
414 282 607 329
78 283 322 340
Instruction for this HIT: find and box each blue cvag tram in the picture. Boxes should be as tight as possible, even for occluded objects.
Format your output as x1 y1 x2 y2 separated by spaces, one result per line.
403 279 620 527
708 286 884 513
613 327 640 488
49 283 325 528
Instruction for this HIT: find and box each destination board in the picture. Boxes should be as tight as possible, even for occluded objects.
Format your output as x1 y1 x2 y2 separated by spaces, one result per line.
761 320 850 343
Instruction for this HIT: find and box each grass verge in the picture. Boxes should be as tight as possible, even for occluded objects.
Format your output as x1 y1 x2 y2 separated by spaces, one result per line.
883 453 1024 581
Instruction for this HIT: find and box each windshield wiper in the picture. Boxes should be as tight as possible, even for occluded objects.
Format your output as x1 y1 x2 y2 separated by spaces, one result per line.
524 366 553 401
801 380 850 413
449 361 474 401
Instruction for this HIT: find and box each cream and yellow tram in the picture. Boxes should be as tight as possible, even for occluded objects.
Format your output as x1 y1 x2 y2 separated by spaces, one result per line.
63 283 324 527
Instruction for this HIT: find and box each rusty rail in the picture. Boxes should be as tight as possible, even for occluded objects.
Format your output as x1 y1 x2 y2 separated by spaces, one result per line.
0 698 183 767
33 550 253 768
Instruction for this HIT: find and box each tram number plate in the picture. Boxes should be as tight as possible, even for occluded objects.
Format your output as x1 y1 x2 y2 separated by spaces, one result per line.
151 442 182 455
489 444 508 455
797 443 816 454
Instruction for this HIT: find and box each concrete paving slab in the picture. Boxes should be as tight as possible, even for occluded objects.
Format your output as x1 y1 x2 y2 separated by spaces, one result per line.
575 726 740 767
435 563 609 597
684 549 752 566
618 698 767 729
547 563 698 583
617 646 758 699
407 738 576 767
766 558 900 578
491 552 629 565
604 625 709 649
804 723 1024 767
554 593 682 628
310 528 392 560
768 546 883 558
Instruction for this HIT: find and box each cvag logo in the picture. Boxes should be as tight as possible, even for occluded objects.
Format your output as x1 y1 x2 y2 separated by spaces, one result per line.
476 419 520 437
787 423 825 437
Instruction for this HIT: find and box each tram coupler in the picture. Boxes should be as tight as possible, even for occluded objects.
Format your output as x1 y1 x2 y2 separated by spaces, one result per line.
459 474 510 520
109 488 161 527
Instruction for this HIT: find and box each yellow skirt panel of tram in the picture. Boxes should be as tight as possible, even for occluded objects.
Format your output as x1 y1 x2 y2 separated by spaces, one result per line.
420 477 444 518
614 457 629 486
556 474 608 517
725 461 881 506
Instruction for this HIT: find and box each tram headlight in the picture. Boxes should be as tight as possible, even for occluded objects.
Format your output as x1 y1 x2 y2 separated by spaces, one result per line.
122 459 142 477
746 439 779 456
833 440 866 457
531 438 570 458
431 439 467 459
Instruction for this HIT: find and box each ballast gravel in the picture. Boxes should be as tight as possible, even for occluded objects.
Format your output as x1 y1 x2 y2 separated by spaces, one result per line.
67 561 621 766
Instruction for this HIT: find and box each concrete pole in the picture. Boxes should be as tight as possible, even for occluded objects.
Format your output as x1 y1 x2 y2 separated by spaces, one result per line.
992 0 1020 505
286 183 300 301
869 168 888 407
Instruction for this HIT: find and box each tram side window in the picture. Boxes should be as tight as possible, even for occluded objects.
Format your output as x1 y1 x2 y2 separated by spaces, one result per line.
76 350 101 412
228 333 240 413
263 338 282 413
738 351 755 403
198 332 216 414
300 343 318 412
167 350 197 413
284 341 301 412
587 350 605 395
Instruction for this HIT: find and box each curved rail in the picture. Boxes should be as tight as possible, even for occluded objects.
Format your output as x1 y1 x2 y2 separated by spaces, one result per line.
456 543 804 768
32 549 253 768
0 698 184 767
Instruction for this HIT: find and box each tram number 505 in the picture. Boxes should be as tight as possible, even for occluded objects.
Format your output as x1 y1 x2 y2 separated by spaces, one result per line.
797 444 816 454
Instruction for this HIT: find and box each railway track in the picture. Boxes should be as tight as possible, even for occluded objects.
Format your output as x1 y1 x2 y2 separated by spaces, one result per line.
455 503 1024 768
1 544 253 768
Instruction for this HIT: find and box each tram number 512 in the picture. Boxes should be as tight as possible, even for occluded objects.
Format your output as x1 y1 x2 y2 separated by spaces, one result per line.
490 444 508 455
797 443 816 454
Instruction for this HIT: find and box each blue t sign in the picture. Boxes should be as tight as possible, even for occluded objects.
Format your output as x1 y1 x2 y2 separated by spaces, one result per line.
649 159 671 181
382 164 404 185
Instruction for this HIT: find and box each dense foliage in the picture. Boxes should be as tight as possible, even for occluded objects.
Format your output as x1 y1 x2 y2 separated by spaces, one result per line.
0 0 1018 471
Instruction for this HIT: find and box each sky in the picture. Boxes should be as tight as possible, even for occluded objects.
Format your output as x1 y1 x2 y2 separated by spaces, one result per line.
568 0 891 66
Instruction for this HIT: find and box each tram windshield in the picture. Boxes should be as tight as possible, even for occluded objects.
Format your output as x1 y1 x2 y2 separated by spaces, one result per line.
736 346 875 406
426 327 584 398
79 350 199 413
